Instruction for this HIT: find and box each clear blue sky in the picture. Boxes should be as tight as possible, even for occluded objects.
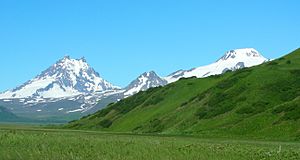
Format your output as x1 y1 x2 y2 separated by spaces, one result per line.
0 0 299 91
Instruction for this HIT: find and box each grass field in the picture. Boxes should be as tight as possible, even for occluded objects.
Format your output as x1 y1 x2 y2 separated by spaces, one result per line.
0 124 299 160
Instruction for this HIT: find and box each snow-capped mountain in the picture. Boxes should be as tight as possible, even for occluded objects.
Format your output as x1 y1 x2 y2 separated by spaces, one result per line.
0 56 121 122
0 56 119 99
123 71 168 97
0 48 270 122
165 48 268 83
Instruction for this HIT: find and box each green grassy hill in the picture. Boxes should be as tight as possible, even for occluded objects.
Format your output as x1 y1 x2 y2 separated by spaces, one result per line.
66 48 300 141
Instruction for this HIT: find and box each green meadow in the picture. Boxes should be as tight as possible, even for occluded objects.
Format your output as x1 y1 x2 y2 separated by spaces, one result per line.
0 124 299 160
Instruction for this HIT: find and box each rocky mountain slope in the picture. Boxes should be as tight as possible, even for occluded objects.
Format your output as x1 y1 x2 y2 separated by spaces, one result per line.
124 71 168 97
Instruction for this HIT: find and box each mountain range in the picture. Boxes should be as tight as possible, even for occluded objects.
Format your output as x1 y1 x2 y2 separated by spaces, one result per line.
0 48 269 122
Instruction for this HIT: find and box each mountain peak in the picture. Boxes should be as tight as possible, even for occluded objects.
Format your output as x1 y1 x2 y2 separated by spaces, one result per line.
0 56 119 99
218 48 263 62
124 71 167 97
60 55 71 62
53 56 90 77
64 55 70 59
79 57 86 62
141 71 157 77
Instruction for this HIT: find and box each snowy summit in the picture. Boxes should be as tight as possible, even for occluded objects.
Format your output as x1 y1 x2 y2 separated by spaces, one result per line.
165 48 268 83
0 56 119 99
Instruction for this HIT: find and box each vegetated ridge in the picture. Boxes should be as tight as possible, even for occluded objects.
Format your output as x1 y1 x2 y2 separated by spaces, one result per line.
66 48 300 141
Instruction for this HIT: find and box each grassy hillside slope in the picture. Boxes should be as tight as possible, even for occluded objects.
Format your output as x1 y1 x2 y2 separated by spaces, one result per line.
66 48 300 141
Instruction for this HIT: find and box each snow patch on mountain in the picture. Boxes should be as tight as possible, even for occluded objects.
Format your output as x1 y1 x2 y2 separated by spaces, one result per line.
165 48 268 83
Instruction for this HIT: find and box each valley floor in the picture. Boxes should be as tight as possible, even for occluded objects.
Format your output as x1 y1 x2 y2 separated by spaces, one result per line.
0 124 299 160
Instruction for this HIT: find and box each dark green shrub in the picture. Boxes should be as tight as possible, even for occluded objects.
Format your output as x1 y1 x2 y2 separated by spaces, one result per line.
223 70 232 74
180 101 188 107
236 106 256 114
132 125 143 132
197 93 206 101
216 79 236 89
80 114 91 120
69 123 83 128
290 69 300 76
253 100 270 108
179 76 197 81
207 105 234 118
145 119 164 133
195 107 208 119
236 96 247 103
232 68 252 77
273 103 300 121
267 61 278 65
107 102 115 106
195 103 234 119
236 100 269 115
94 107 112 118
99 119 113 128
143 95 164 106
207 92 228 106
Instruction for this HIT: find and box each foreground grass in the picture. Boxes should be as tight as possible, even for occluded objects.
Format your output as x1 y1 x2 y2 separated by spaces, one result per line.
0 125 299 160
